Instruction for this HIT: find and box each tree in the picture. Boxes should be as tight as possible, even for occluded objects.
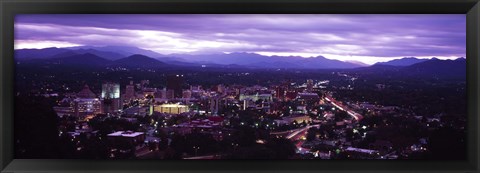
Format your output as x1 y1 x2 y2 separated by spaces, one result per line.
306 127 318 141
427 127 466 160
15 96 61 158
234 127 257 147
266 137 296 159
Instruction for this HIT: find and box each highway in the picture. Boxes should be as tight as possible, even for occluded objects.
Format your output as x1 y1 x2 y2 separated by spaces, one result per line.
325 95 363 121
283 124 320 154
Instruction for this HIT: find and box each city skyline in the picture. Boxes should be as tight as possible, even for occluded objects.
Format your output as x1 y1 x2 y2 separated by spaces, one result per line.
14 14 465 64
12 14 468 160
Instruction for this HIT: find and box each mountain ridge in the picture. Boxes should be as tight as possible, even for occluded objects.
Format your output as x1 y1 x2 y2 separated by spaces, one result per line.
109 54 167 68
375 57 429 66
14 47 465 71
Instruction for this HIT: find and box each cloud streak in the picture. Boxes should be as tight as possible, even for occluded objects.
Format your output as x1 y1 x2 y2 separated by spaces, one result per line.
14 14 466 64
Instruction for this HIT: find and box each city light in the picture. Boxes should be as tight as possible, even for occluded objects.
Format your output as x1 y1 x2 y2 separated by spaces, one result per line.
15 14 466 160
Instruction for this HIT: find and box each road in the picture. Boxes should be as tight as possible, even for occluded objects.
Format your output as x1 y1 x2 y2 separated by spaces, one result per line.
325 95 363 121
282 124 320 154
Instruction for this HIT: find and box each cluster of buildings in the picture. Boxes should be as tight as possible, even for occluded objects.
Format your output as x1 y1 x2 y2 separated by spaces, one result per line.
52 75 430 160
53 75 189 119
53 76 337 134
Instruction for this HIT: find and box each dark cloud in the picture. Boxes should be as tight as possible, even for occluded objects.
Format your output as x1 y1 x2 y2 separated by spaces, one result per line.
14 14 466 62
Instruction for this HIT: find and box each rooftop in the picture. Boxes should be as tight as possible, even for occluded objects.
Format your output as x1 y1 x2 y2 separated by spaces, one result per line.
345 147 378 154
158 103 188 108
77 84 97 98
107 131 144 138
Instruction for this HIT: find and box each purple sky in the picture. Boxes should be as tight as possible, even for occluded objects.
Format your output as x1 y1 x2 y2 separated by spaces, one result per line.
14 14 466 64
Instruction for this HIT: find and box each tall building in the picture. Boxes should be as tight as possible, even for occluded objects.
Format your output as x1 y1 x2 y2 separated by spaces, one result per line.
101 82 121 113
306 79 314 92
243 99 250 110
125 81 136 101
73 85 102 117
53 85 101 118
102 82 120 99
209 97 220 115
167 74 184 98
275 86 286 100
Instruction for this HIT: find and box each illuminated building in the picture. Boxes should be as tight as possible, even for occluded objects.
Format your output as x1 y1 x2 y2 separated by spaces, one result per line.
73 98 102 117
297 92 320 102
243 99 253 110
154 103 189 114
101 82 120 99
239 93 272 102
101 82 121 113
72 85 102 117
107 131 146 156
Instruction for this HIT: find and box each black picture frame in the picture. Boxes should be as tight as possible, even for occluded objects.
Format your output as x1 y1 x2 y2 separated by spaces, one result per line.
1 0 479 172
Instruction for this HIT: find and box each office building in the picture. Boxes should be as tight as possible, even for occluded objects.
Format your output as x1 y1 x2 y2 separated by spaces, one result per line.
154 103 189 114
101 82 121 113
124 81 136 101
167 74 184 98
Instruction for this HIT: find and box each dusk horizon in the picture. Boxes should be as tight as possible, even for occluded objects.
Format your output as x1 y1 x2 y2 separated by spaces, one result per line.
14 45 466 66
15 14 466 65
14 14 467 160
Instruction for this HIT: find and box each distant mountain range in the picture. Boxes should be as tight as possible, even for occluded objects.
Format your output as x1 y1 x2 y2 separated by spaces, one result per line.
167 52 363 69
67 46 164 58
401 58 466 78
44 53 111 67
109 54 167 68
14 46 465 72
353 57 466 79
15 47 125 61
14 46 363 69
374 57 429 66
22 52 168 69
